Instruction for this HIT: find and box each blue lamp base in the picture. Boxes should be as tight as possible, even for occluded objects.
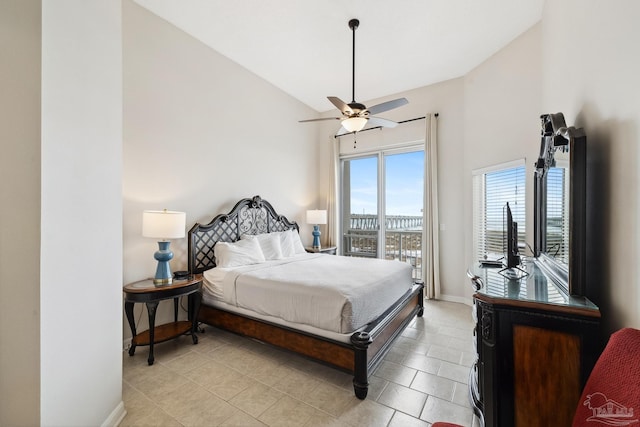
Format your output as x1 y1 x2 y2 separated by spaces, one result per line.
153 241 174 285
312 225 321 250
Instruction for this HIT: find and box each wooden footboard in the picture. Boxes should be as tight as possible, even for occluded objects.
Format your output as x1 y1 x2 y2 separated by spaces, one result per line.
197 281 424 399
352 281 424 398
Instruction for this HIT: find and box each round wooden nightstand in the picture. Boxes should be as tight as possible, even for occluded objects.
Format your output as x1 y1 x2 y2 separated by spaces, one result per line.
123 274 202 365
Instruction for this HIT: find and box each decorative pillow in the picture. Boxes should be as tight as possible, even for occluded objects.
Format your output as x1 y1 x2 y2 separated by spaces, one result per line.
214 238 265 268
241 232 284 261
290 228 307 255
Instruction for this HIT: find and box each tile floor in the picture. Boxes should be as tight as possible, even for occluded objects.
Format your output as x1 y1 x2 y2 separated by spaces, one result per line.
121 300 480 427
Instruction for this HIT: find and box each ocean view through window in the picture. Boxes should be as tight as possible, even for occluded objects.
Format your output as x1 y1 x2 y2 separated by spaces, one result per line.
341 148 424 279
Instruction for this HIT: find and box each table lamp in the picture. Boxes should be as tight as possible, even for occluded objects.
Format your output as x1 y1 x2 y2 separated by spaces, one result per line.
142 209 186 285
306 209 327 250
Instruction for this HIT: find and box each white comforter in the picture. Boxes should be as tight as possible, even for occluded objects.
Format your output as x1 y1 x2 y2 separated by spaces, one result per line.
203 253 414 334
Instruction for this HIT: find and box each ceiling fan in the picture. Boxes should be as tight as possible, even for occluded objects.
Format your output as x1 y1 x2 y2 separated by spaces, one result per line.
299 18 408 135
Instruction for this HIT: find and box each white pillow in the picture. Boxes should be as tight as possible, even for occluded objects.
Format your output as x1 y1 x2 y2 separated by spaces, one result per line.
214 238 265 268
241 232 284 261
278 230 296 258
290 229 307 255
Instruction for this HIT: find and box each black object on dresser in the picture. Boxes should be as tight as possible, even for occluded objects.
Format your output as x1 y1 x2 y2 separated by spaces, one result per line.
468 262 600 427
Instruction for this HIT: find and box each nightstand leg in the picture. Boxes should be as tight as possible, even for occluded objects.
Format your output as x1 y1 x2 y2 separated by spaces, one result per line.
146 301 159 365
188 291 202 344
124 301 137 356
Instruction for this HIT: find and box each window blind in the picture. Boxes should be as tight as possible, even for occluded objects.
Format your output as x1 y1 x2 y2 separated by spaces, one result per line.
546 166 569 265
473 162 526 261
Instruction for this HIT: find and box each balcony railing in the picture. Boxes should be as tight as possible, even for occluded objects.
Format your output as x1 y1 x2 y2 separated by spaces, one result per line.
344 215 423 279
349 214 423 231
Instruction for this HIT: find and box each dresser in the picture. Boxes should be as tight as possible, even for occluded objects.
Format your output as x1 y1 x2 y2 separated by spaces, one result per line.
467 261 601 427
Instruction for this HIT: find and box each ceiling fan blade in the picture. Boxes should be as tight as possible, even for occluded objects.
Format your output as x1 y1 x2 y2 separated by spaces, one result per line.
366 98 409 116
299 117 341 123
367 116 399 128
328 96 353 115
335 126 351 136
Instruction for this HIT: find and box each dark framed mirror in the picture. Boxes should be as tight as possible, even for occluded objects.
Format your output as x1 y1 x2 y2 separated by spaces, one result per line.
534 113 587 296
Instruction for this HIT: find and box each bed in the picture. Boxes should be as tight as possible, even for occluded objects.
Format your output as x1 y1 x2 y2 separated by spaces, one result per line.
188 195 424 399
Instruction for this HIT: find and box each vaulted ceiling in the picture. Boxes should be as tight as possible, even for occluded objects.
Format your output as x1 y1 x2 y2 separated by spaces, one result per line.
134 0 544 112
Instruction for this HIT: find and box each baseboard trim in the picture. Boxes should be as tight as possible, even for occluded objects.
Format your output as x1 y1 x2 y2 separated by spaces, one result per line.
101 401 126 427
439 294 473 306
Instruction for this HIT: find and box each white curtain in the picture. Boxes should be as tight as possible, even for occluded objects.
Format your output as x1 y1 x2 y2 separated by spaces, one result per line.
327 135 340 249
424 114 441 299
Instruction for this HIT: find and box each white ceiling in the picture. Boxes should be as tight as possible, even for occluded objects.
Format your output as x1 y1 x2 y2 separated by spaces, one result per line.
133 0 544 113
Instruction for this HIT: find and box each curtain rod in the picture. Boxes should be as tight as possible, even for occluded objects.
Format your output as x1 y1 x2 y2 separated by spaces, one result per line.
334 113 437 139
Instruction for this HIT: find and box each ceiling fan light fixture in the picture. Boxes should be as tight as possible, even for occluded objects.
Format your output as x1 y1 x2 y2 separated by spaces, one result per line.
342 117 368 133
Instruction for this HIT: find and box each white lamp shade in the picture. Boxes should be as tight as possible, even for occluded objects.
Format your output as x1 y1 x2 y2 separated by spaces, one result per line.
341 117 368 133
306 209 327 225
142 210 186 239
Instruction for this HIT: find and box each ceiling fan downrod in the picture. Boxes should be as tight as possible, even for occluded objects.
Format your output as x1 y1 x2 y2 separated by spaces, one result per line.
349 19 359 104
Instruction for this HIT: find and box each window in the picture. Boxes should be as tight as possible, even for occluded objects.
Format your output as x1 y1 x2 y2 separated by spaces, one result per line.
473 160 526 261
340 147 424 279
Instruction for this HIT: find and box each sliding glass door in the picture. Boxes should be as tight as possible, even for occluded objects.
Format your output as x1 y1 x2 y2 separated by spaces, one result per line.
384 150 424 279
341 148 424 279
341 155 379 258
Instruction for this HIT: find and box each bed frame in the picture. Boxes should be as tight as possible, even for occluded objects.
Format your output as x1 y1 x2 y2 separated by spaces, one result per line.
188 195 424 399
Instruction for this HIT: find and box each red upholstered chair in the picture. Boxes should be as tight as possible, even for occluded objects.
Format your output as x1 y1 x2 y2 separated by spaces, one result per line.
572 327 640 426
433 328 640 427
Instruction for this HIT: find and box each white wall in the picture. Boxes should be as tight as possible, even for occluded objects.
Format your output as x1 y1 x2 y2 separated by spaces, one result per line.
41 1 124 425
463 24 543 301
122 0 320 338
542 0 640 332
0 1 41 425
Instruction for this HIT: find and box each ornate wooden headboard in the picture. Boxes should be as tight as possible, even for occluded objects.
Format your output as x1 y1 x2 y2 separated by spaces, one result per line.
188 195 299 274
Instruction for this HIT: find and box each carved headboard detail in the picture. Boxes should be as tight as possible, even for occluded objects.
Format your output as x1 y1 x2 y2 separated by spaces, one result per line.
188 195 299 274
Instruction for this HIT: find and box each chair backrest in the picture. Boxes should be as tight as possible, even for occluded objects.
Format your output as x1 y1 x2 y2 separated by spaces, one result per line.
573 328 640 426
